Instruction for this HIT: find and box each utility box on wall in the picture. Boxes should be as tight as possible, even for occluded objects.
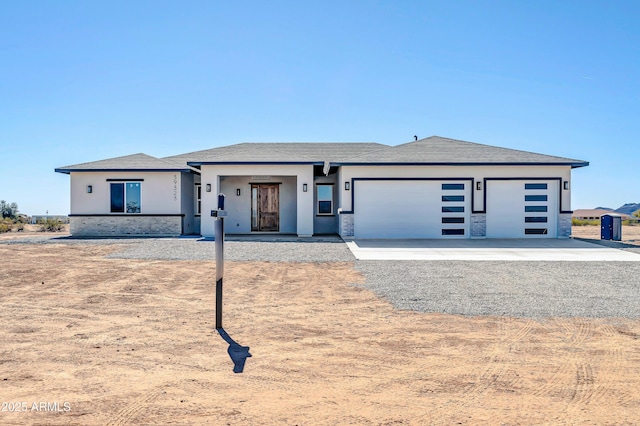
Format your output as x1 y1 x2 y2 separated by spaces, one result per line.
601 214 622 241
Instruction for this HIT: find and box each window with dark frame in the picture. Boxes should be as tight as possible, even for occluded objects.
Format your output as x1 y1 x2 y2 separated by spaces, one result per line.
110 182 141 213
317 184 333 215
195 184 201 215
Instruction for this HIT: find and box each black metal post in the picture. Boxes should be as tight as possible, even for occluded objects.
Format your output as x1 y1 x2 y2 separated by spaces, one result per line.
214 194 225 329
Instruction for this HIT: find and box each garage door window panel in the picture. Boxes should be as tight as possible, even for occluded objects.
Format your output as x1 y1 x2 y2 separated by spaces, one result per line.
525 183 548 190
442 206 465 213
442 195 465 202
525 216 548 223
442 217 465 224
442 183 465 190
525 206 547 212
442 229 465 235
525 228 548 235
525 195 548 202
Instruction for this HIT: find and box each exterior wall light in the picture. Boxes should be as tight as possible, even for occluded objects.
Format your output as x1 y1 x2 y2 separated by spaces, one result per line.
476 181 482 190
345 182 350 191
564 181 570 190
303 184 308 192
236 188 241 196
206 184 212 192
87 185 93 193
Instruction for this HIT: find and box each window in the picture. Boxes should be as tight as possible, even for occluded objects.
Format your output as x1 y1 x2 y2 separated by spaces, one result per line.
442 206 465 213
525 195 548 202
110 182 141 213
525 206 547 212
195 184 201 215
442 229 465 235
525 183 547 190
442 217 465 224
525 217 548 223
442 183 465 190
442 195 465 202
317 184 333 215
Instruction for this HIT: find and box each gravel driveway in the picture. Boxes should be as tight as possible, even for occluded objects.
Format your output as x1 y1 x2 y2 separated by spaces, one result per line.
4 235 639 318
355 260 640 319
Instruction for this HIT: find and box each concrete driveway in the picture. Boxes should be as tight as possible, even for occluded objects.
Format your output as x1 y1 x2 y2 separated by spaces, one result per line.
345 238 640 261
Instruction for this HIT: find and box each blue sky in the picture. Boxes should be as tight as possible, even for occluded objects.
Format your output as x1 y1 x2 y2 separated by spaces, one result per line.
1 0 638 215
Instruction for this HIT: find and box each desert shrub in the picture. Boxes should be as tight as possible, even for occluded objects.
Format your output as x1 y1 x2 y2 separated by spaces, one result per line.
12 222 24 232
572 218 599 226
0 219 11 233
38 218 65 232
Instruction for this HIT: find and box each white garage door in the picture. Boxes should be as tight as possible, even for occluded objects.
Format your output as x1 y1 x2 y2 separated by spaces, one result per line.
354 180 470 239
486 180 558 238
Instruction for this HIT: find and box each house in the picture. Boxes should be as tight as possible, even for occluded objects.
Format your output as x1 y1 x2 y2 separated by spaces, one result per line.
55 136 589 239
572 209 630 221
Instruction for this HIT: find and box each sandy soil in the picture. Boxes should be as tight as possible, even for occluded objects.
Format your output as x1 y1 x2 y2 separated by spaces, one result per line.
2 240 640 424
572 225 640 245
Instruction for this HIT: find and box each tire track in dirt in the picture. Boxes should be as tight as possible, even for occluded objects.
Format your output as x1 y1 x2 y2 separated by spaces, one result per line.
557 318 592 347
537 318 627 421
426 317 532 425
566 363 608 416
532 318 593 400
106 389 164 426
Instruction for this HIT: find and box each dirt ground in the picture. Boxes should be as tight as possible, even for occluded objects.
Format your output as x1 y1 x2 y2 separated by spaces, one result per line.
1 233 640 424
572 224 640 246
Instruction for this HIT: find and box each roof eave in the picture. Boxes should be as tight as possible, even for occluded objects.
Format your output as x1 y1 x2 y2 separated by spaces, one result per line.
54 168 195 174
188 161 324 166
332 161 590 167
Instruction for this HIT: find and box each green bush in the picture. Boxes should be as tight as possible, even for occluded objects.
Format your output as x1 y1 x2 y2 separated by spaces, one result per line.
38 218 65 232
572 218 599 226
0 219 11 233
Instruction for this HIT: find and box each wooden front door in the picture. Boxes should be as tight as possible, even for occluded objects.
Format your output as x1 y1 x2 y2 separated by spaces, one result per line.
251 184 279 232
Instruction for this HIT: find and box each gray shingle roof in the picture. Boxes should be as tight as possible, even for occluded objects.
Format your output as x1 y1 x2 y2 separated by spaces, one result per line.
336 136 589 167
56 137 589 174
183 142 388 165
55 153 197 174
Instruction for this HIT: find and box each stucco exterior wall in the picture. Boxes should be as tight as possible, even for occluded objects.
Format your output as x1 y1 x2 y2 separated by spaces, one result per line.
70 216 182 237
70 171 183 215
200 164 314 237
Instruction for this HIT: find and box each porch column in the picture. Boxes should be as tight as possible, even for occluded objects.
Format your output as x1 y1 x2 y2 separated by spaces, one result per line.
296 166 314 237
200 169 219 238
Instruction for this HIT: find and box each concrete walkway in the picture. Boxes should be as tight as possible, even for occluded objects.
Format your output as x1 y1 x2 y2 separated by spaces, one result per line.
345 238 640 261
